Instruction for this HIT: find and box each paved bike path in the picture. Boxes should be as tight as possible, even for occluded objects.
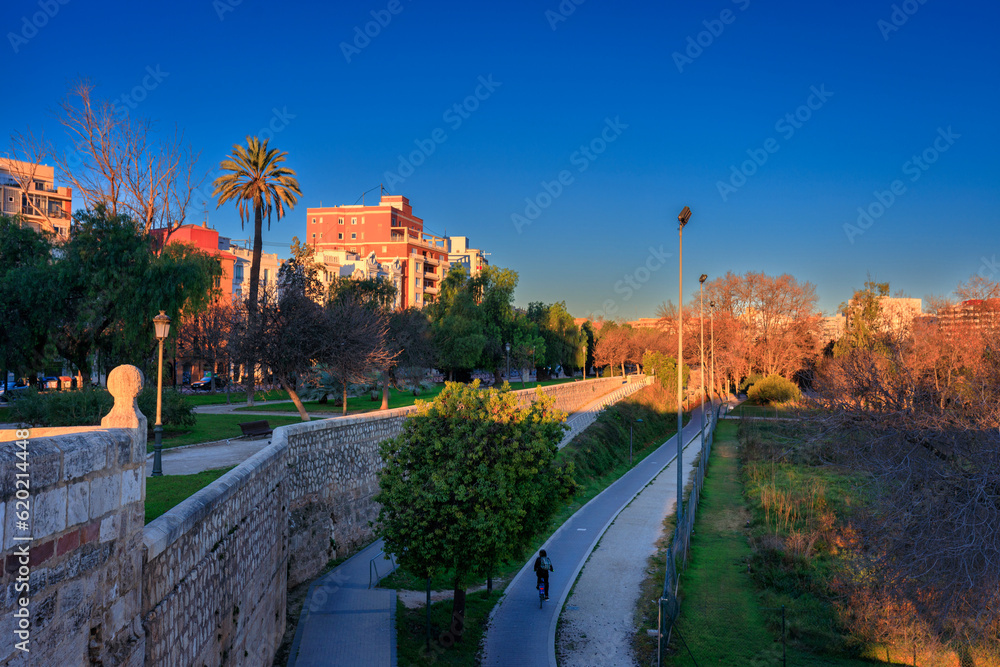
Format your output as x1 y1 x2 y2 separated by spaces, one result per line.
481 403 709 667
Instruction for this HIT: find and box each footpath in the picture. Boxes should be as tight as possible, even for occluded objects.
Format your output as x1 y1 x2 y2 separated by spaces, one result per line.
556 406 724 665
480 402 714 667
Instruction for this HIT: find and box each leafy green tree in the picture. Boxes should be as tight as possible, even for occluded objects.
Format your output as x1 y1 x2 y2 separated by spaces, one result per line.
375 382 575 636
528 301 585 375
580 320 596 377
642 350 689 400
508 312 546 387
472 266 519 378
327 275 397 310
52 208 220 378
380 307 435 408
213 136 301 311
835 279 891 356
0 215 58 385
427 265 486 379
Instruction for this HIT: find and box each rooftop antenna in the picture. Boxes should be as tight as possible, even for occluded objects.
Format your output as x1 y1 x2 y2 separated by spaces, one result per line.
355 184 383 205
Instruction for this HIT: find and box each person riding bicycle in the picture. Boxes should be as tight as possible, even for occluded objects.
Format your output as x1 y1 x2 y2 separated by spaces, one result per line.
534 549 554 600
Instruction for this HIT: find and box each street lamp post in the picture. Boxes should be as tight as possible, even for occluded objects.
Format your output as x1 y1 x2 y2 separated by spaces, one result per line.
699 274 708 452
151 310 171 477
676 206 691 520
505 342 511 382
630 417 643 465
710 300 716 402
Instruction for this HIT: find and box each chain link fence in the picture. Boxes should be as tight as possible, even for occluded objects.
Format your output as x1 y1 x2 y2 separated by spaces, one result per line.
656 403 720 666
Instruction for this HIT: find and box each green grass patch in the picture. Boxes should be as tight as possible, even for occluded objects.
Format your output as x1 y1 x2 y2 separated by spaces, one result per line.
235 379 579 415
0 406 10 422
664 421 876 666
154 413 309 451
144 467 234 523
180 388 289 406
395 590 499 666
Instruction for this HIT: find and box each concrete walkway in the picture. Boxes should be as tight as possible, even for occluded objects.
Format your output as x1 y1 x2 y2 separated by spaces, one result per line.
481 403 710 667
286 539 398 667
144 437 274 477
556 422 707 665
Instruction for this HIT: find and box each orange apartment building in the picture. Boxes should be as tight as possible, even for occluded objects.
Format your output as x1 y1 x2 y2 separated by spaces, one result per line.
305 195 449 308
0 158 73 238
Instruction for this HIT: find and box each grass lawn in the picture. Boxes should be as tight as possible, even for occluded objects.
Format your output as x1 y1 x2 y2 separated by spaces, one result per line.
0 406 10 422
153 413 309 451
176 388 289 406
145 467 234 523
665 421 877 666
395 590 499 666
233 379 579 415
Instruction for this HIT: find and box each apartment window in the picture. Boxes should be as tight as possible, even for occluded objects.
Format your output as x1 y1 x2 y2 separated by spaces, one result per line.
351 217 357 225
339 217 344 224
416 278 421 286
350 247 356 252
312 218 316 224
351 232 357 240
338 233 343 240
382 246 387 253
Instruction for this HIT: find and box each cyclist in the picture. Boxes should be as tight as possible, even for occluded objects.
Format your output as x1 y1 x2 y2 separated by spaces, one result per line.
533 549 554 600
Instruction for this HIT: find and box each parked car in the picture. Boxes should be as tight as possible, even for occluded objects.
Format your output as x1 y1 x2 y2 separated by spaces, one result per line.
0 381 29 403
42 376 60 390
190 375 227 391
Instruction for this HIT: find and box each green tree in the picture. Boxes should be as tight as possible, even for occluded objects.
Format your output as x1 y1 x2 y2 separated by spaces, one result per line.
375 382 574 636
52 208 220 378
427 265 486 379
0 215 58 384
642 350 689 400
213 136 301 311
835 279 891 356
528 301 585 375
327 275 397 310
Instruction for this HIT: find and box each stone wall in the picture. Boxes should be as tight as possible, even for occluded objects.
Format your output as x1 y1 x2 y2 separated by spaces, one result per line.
0 421 147 667
0 373 627 666
141 443 287 667
278 376 630 587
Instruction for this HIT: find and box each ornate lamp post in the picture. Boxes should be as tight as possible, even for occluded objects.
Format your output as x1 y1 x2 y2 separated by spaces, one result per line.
676 206 691 520
151 310 171 477
699 274 708 451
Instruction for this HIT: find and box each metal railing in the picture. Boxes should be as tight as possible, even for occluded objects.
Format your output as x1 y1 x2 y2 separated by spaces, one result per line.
368 550 397 589
656 401 723 666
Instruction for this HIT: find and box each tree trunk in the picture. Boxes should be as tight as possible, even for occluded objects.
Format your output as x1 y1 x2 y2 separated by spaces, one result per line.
381 378 390 410
521 368 526 389
280 377 310 421
342 381 348 415
248 205 264 312
450 583 467 640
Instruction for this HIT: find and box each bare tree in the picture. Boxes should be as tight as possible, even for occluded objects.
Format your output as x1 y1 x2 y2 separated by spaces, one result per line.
323 295 398 415
55 79 201 236
3 128 65 234
177 300 233 395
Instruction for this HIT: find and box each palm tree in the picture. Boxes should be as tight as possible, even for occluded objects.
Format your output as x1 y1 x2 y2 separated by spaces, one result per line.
213 136 301 311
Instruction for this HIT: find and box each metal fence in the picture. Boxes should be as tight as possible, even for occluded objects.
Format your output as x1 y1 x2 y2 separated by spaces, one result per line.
656 403 723 666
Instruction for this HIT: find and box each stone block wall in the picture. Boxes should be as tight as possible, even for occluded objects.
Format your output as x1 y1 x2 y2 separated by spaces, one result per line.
141 443 288 667
278 376 631 587
0 423 147 667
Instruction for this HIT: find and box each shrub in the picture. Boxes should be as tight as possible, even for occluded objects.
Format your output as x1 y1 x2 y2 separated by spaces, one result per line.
9 386 193 431
747 374 801 404
738 373 764 394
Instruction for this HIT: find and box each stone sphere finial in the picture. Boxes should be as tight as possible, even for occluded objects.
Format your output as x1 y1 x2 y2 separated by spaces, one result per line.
101 365 146 429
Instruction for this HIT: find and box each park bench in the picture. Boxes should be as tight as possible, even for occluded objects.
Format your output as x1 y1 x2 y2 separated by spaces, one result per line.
237 420 273 440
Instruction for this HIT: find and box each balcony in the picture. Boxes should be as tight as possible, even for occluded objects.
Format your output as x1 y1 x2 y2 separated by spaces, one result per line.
423 284 439 295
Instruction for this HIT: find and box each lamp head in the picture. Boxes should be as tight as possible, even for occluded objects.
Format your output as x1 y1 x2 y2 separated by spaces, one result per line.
710 300 716 308
678 206 692 228
505 342 510 353
153 310 171 341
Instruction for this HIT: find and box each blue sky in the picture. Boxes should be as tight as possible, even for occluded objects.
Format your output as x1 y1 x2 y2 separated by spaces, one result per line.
3 0 998 317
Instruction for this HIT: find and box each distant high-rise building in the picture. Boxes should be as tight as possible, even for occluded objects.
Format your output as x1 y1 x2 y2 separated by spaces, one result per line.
305 195 462 309
0 158 73 238
447 236 488 277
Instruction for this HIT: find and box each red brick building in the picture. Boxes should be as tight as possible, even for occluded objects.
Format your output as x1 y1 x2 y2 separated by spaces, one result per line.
305 195 449 308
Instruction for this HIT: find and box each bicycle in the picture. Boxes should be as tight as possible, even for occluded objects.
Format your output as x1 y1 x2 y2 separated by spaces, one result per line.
538 579 547 608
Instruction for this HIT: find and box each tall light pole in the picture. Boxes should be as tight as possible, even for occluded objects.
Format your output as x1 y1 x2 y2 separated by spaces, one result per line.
710 300 716 402
699 274 707 452
676 206 691 520
151 310 171 477
505 342 510 382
